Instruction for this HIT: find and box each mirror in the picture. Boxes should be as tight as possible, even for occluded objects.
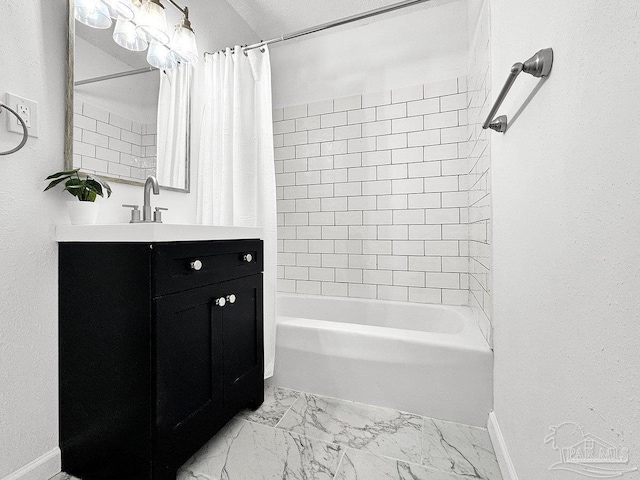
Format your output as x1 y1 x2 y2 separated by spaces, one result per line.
65 0 191 192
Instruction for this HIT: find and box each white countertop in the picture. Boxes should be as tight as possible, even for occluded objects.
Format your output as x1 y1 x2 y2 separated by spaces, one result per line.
55 224 263 243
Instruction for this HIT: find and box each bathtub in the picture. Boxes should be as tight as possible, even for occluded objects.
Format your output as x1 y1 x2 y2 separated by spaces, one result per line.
269 294 493 427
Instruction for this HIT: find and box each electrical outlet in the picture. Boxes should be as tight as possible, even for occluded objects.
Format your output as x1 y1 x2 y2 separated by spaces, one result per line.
5 93 38 138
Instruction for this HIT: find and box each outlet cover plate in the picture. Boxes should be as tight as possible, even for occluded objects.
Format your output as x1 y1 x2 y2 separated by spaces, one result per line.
5 93 38 138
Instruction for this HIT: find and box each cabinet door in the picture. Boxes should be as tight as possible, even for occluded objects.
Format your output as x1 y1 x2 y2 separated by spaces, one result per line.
216 274 264 410
154 284 223 466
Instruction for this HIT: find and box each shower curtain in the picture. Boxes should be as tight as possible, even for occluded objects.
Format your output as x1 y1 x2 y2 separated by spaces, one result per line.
157 65 191 188
197 46 277 378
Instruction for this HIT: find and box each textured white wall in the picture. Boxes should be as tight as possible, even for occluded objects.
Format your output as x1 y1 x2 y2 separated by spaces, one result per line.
0 1 257 477
490 0 640 477
270 0 468 108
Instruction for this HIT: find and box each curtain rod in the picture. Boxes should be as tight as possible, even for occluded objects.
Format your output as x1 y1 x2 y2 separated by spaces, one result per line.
75 67 159 86
204 0 432 57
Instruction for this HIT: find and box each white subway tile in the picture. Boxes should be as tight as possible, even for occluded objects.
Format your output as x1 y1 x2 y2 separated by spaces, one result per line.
362 151 392 166
349 284 377 299
308 128 334 143
363 269 393 285
348 137 376 153
309 240 335 253
427 272 460 289
81 156 106 172
409 287 442 304
74 114 96 131
109 113 132 130
272 107 284 121
424 144 458 160
334 95 362 112
348 196 376 210
349 255 377 269
378 225 408 240
348 108 376 124
393 209 425 225
296 143 321 158
83 103 109 123
392 116 423 134
322 282 348 297
277 279 296 293
284 104 308 119
441 126 468 144
442 191 468 207
363 240 392 255
409 256 441 272
296 116 321 131
393 241 424 255
297 280 322 295
377 164 408 180
278 252 296 265
322 225 351 239
95 121 119 139
377 194 407 210
335 240 363 254
335 211 363 225
409 225 442 240
108 162 131 177
283 185 307 199
348 166 376 182
349 225 377 240
322 254 349 268
321 112 347 128
362 90 392 108
308 184 334 198
283 158 307 173
362 180 391 196
423 111 458 130
334 182 362 197
121 129 142 145
441 158 469 175
296 171 321 185
95 146 119 163
424 78 458 98
442 256 469 273
108 137 131 154
285 266 309 280
362 120 392 137
309 267 335 282
440 93 467 112
274 146 296 160
424 176 459 192
392 178 423 194
377 103 407 121
296 198 321 212
442 224 468 239
284 131 307 146
334 153 362 169
378 285 408 301
407 98 439 116
392 147 423 164
336 268 363 283
278 227 297 240
442 289 468 305
407 130 440 147
334 124 362 140
408 161 441 178
321 197 348 211
274 120 296 134
363 210 393 225
378 255 408 270
82 130 109 148
321 169 348 184
392 84 423 103
285 212 309 225
321 140 348 155
309 212 335 225
308 99 334 116
424 240 459 256
393 271 425 287
296 253 322 266
426 208 460 224
377 134 407 150
308 156 334 171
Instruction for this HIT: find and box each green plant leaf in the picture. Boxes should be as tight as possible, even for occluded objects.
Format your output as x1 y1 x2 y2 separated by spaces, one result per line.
85 190 97 202
44 176 72 192
85 179 104 197
45 169 79 180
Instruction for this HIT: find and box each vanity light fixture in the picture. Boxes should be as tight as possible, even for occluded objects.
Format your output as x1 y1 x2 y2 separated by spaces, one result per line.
74 0 198 70
74 0 112 29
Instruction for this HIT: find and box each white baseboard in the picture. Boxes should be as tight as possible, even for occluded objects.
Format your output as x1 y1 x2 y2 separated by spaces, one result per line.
488 412 519 480
1 448 61 480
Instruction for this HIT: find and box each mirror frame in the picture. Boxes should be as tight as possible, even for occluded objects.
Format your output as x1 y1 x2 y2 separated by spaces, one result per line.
64 0 191 193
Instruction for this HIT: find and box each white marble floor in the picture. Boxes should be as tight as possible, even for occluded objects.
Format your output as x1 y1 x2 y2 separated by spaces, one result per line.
52 386 502 480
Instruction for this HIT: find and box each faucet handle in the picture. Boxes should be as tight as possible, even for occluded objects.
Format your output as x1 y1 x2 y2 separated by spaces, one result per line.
154 207 168 224
122 204 141 223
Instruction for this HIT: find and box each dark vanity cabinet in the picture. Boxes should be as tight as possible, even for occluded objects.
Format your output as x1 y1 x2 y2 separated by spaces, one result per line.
59 239 264 480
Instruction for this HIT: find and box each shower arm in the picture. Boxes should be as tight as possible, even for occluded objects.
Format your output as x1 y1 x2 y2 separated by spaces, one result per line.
483 48 554 133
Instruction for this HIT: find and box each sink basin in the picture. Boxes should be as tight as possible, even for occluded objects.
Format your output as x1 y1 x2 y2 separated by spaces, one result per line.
55 224 263 243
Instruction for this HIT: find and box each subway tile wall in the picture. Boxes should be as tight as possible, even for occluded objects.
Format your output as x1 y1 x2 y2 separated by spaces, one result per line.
273 77 470 305
73 100 157 181
467 0 493 345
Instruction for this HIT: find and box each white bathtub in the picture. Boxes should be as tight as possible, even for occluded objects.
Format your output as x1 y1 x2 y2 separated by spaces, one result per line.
269 294 493 427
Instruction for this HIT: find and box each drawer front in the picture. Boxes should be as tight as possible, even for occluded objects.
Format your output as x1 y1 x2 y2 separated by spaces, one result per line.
153 240 263 296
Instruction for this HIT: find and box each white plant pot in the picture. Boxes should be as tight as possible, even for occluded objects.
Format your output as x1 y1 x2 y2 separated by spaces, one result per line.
67 201 100 225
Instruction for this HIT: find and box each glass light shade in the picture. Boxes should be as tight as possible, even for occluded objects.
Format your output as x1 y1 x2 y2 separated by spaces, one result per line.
113 18 148 51
75 0 112 29
100 0 135 21
135 1 170 46
170 25 198 64
147 42 177 70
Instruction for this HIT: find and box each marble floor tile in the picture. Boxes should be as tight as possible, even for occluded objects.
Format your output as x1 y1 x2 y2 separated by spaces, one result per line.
276 393 422 464
422 417 503 480
335 449 471 480
236 385 300 427
177 418 343 480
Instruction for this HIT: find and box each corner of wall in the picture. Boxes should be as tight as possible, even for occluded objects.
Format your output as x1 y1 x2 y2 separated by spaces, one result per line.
487 412 519 480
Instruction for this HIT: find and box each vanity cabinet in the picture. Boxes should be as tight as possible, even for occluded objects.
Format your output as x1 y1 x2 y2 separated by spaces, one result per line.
59 239 264 480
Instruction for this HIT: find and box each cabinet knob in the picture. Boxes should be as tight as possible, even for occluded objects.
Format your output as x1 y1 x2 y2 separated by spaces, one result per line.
226 294 236 304
243 253 253 263
190 260 203 271
215 297 226 307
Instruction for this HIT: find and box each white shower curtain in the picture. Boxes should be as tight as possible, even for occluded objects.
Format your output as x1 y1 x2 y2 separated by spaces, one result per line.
157 65 191 188
197 46 277 378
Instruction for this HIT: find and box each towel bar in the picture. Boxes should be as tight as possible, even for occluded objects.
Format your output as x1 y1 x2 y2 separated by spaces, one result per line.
483 48 553 133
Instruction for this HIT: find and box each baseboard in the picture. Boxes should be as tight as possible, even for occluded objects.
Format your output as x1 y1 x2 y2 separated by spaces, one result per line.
1 448 61 480
488 412 519 480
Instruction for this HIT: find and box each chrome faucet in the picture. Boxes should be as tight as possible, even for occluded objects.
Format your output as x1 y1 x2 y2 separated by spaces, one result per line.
143 175 160 222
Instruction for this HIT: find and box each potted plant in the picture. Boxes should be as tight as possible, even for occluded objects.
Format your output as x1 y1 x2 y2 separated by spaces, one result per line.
44 169 112 225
